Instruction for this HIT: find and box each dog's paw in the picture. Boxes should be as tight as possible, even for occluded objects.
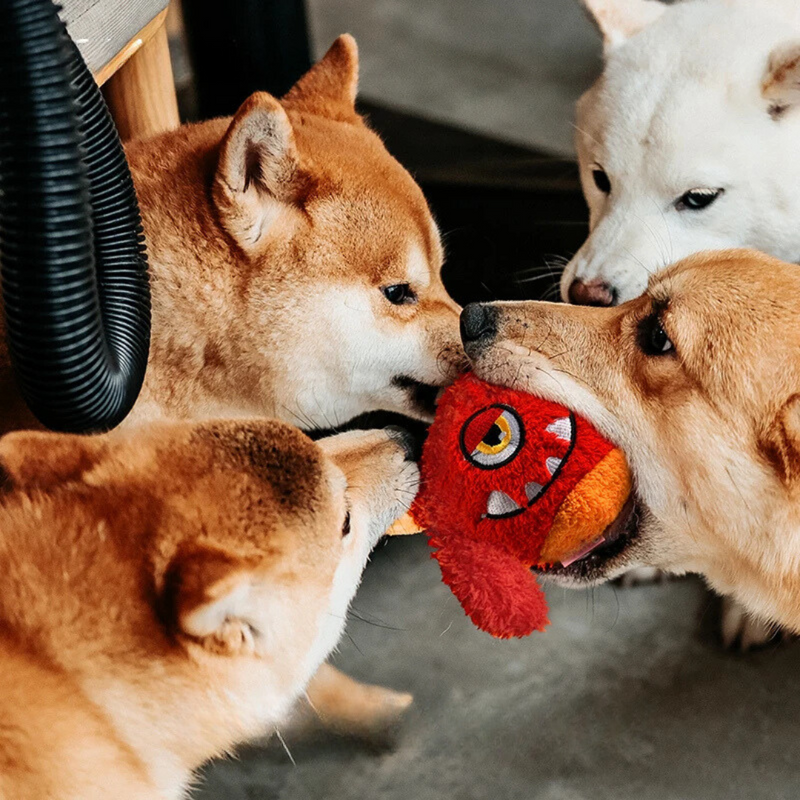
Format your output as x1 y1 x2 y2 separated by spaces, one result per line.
304 664 412 745
720 597 782 652
616 566 671 588
341 684 414 740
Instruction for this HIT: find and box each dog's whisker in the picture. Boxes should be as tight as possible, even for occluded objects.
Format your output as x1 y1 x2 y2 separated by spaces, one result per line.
348 607 405 631
274 729 297 767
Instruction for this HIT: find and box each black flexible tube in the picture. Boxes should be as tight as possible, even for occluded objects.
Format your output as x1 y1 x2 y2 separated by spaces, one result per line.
0 0 151 433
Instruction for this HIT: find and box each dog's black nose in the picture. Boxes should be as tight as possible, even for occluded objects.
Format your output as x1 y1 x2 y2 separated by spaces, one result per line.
385 424 425 462
460 303 498 347
568 279 617 307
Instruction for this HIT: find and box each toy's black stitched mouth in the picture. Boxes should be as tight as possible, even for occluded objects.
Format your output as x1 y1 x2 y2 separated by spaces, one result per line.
482 412 577 520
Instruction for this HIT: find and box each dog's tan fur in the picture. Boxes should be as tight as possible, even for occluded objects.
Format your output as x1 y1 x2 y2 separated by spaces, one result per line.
467 249 800 633
0 420 417 800
125 34 461 431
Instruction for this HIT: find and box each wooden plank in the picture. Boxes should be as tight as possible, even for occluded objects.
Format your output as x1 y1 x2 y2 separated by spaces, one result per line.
93 9 169 86
62 0 169 76
102 19 180 140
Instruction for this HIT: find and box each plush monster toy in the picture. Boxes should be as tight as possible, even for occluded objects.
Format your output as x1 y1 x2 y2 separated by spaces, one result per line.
390 374 632 639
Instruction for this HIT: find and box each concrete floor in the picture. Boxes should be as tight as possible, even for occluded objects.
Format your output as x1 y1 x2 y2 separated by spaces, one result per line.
195 536 800 800
306 0 603 156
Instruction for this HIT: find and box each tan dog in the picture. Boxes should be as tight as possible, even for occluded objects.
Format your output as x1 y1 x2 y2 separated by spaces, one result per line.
0 420 417 800
461 249 800 636
125 33 462 431
1 36 462 431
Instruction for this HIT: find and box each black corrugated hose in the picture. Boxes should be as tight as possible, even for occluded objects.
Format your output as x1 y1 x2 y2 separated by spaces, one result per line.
0 0 151 433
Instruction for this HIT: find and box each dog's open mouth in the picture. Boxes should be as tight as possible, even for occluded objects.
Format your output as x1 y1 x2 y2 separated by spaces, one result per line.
393 376 441 417
533 494 640 581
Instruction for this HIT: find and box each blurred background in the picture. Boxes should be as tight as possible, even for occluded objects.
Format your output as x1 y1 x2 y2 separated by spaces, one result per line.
168 0 601 307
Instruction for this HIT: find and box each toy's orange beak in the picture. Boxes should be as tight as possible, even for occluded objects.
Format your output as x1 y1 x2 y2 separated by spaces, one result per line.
537 448 631 566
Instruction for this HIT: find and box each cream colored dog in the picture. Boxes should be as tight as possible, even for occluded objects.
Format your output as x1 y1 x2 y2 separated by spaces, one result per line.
564 0 800 308
463 249 800 639
0 420 417 800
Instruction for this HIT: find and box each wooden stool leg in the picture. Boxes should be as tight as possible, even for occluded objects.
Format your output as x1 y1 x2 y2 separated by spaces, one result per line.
102 22 180 142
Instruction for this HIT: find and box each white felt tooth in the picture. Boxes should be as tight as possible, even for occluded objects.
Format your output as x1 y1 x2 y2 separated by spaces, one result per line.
525 481 544 502
546 456 562 476
486 490 521 517
546 417 572 442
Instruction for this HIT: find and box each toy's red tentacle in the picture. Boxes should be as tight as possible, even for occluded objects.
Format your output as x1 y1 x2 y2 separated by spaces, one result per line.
429 535 549 639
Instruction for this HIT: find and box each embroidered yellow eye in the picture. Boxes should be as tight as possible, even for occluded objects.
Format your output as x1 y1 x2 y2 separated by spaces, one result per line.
460 405 524 469
475 413 513 455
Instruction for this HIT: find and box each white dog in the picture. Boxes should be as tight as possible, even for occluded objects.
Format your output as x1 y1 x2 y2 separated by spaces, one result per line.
563 0 800 307
562 0 800 647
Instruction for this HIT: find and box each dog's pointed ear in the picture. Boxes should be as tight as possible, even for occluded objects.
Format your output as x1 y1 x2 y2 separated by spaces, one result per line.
762 42 800 120
162 548 261 656
213 92 307 254
0 431 107 491
581 0 667 53
760 395 800 485
281 34 359 120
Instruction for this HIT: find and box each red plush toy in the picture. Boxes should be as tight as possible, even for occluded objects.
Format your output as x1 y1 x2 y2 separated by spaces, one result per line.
389 374 632 639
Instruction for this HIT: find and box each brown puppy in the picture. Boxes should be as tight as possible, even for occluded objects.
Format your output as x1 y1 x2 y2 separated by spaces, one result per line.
125 33 462 431
0 421 417 800
462 249 800 636
0 36 462 434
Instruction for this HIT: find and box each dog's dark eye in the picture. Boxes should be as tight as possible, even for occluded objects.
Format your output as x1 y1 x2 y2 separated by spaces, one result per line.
592 168 611 195
342 510 351 538
382 284 416 305
637 314 674 356
676 188 723 211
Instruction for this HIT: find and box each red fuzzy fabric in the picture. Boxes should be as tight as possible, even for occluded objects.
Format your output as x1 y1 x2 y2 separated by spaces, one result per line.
415 374 616 638
429 534 549 638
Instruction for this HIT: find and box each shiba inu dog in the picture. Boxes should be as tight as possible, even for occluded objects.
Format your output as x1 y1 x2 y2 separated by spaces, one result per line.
561 0 800 645
124 33 463 432
562 0 800 308
0 420 418 800
0 36 463 433
463 249 800 644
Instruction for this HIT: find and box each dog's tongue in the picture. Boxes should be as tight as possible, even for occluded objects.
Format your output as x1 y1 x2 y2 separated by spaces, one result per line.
537 448 631 567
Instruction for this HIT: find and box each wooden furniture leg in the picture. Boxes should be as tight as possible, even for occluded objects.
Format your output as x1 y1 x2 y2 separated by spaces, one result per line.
102 19 180 142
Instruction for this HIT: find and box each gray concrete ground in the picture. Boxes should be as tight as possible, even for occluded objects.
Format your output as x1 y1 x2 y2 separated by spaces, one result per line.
306 0 603 156
195 536 800 800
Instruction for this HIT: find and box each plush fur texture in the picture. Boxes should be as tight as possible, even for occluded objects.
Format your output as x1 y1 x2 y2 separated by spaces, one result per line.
415 374 630 638
0 421 418 800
